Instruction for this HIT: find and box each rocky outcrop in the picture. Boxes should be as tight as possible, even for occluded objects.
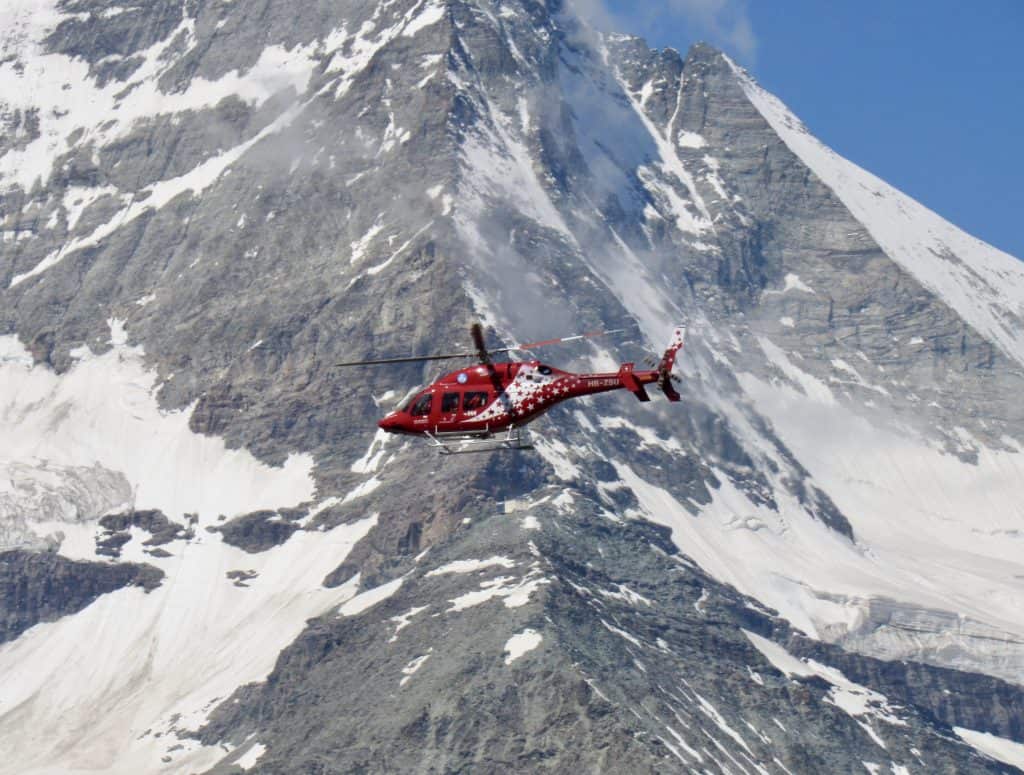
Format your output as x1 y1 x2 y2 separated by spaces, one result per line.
788 632 1024 743
0 550 163 645
214 510 300 554
95 510 193 558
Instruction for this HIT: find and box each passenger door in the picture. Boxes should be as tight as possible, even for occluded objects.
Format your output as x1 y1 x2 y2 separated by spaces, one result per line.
440 392 461 426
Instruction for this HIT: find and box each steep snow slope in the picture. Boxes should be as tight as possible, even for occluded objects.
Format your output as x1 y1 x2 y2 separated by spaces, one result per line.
1 324 314 551
621 373 1024 678
955 728 1024 772
0 515 377 774
0 312 347 775
730 58 1024 370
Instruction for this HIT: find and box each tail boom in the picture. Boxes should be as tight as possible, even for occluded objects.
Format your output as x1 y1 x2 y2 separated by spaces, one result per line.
568 326 686 404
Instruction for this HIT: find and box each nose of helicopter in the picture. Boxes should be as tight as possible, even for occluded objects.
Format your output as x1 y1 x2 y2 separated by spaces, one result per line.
378 414 400 432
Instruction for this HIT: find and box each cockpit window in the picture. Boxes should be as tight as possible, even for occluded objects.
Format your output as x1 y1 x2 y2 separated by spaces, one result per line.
410 393 433 416
538 365 553 376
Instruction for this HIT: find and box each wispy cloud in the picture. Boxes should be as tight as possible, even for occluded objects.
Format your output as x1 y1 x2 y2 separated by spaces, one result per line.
573 0 758 63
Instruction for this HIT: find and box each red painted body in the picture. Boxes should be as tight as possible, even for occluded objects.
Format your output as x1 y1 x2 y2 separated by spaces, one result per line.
378 327 685 439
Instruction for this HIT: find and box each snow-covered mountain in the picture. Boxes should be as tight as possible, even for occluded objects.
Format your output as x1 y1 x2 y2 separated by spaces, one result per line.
2 0 1024 772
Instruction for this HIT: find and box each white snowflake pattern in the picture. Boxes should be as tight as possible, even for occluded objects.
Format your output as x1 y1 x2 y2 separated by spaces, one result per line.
475 365 567 422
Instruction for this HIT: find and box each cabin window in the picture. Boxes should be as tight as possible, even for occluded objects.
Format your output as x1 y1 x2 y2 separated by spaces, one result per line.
410 393 433 417
441 392 460 413
463 392 488 411
538 365 552 375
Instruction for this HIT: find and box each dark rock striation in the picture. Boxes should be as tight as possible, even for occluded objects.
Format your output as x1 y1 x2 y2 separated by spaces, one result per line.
0 550 163 645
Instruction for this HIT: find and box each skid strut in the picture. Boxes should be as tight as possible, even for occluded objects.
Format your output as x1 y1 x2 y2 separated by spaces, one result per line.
424 427 534 455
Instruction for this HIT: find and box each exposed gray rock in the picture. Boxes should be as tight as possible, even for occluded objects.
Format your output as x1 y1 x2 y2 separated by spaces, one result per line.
214 509 300 554
99 509 190 546
0 549 163 645
787 632 1024 743
199 506 1014 774
95 509 193 558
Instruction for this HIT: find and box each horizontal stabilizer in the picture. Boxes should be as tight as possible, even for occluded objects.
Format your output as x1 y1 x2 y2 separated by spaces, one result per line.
619 363 651 402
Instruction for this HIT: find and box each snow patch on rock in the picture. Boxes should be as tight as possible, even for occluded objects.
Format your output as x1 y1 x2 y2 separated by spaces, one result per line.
235 742 267 771
504 629 542 664
427 556 517 576
338 575 404 617
954 727 1024 771
744 631 905 740
400 652 432 686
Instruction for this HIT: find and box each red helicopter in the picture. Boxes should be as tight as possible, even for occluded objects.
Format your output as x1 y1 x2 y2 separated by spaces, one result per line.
337 323 686 454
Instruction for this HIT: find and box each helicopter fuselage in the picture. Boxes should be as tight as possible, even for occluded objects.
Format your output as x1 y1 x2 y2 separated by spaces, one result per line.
377 359 668 437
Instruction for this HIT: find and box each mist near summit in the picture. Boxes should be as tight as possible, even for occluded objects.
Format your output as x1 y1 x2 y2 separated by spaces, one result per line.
572 0 758 61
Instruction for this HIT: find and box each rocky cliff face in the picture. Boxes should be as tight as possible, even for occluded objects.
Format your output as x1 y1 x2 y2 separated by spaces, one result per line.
2 1 1023 773
0 549 162 644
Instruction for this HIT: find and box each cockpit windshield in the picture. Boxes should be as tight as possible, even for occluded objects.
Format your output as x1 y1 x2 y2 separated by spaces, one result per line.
409 393 433 417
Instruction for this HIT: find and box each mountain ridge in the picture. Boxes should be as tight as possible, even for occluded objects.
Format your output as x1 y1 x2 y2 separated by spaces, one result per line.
1 0 1023 772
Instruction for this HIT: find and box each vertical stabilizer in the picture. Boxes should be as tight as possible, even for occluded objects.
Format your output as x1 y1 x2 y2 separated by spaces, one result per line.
658 326 686 402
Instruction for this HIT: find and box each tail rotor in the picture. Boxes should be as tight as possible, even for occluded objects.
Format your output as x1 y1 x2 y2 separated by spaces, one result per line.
657 326 686 402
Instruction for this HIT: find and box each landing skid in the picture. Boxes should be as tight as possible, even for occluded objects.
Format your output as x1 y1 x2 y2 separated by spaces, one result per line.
425 427 534 455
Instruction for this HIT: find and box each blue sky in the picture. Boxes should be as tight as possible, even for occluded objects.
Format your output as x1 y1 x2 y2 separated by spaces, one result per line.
597 1 1024 260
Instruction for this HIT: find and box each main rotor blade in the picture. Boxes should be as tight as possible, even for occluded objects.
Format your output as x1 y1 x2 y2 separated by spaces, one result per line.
470 323 509 406
334 352 475 367
470 322 493 367
334 324 635 368
492 328 631 354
